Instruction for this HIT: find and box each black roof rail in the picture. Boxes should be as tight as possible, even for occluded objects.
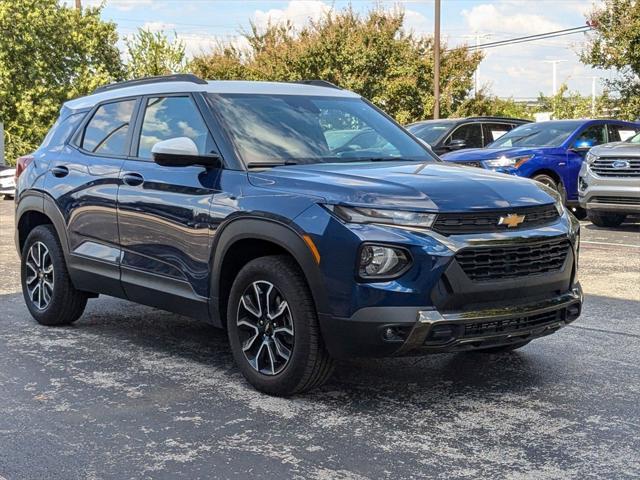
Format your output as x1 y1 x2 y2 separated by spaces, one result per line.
93 74 207 94
292 79 342 90
465 116 532 123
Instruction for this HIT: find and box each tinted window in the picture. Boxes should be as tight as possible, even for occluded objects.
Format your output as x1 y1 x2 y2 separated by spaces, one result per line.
407 122 454 144
607 124 638 142
489 122 581 148
483 123 515 144
138 96 212 159
573 124 606 148
81 100 136 155
630 132 640 144
41 113 85 151
446 123 483 148
208 94 435 165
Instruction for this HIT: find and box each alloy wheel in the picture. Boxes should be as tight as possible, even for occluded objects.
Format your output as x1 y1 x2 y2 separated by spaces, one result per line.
25 241 54 310
236 280 294 376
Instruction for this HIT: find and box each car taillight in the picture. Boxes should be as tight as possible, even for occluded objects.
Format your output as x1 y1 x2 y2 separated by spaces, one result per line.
15 155 34 180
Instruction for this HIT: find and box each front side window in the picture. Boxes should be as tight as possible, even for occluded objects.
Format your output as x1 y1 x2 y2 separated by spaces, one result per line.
573 124 607 149
137 96 212 159
208 94 435 166
446 123 483 148
81 99 136 156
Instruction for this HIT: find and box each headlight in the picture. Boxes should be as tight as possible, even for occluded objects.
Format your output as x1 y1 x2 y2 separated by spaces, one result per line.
358 244 411 279
585 151 598 164
483 154 534 169
327 205 436 229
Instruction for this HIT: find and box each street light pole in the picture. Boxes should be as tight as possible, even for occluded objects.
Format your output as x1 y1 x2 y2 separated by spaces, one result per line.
463 32 492 97
433 0 441 119
543 59 567 95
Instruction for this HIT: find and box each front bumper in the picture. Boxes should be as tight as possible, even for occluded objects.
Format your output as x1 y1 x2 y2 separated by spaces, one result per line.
579 164 640 213
320 285 582 358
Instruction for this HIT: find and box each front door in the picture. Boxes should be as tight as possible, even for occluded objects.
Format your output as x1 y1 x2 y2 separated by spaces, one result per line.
566 123 607 201
117 94 222 313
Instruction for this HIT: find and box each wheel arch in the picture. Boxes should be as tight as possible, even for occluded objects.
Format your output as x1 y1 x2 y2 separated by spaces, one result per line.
16 192 70 260
209 217 329 329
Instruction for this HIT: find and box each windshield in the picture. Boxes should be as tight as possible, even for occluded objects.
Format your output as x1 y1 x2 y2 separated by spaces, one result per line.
207 94 436 166
488 122 580 148
629 132 640 144
406 122 453 144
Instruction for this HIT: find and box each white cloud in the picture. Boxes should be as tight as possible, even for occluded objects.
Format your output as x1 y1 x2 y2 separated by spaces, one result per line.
177 33 250 58
402 9 430 34
253 0 332 29
462 4 563 35
141 21 175 33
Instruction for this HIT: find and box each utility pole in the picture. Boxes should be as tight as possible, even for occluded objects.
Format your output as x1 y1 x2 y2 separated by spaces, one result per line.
543 59 567 96
75 0 81 10
433 0 441 119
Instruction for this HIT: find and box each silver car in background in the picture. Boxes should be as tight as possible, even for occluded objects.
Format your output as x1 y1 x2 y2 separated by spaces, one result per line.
0 166 16 199
579 132 640 227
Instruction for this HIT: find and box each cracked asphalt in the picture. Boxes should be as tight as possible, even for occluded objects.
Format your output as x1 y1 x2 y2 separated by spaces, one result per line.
0 199 639 479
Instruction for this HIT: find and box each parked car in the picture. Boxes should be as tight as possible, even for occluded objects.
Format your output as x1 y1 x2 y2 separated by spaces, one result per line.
15 75 582 396
579 131 640 227
442 119 640 218
0 165 16 199
406 117 530 155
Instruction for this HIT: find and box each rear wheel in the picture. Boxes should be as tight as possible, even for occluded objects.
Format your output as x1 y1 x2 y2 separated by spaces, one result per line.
21 225 88 326
532 173 566 203
588 211 626 228
227 255 334 396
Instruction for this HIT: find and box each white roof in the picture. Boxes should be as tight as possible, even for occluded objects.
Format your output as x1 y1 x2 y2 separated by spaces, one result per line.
64 80 360 110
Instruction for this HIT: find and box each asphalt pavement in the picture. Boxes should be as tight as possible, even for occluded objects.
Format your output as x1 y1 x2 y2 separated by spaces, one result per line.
0 199 639 479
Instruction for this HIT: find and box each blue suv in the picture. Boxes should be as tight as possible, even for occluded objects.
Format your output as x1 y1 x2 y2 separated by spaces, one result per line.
15 75 582 395
442 119 640 216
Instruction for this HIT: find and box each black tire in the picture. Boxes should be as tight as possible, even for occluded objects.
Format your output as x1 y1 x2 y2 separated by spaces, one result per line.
587 210 626 228
532 173 566 204
21 225 88 326
227 255 334 396
570 206 587 220
471 341 531 354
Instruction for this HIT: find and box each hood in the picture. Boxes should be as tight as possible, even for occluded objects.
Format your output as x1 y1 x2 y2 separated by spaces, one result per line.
249 161 556 212
590 141 640 158
441 146 552 162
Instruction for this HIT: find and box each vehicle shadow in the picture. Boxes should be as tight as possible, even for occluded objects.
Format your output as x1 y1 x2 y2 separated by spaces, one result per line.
581 215 640 233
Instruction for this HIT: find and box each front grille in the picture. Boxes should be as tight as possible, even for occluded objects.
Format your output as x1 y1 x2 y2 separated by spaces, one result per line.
462 309 561 338
591 157 640 177
433 204 559 235
591 196 640 205
454 161 483 168
456 238 570 281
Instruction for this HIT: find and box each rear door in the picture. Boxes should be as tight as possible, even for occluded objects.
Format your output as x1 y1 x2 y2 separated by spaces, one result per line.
52 97 139 296
117 94 222 312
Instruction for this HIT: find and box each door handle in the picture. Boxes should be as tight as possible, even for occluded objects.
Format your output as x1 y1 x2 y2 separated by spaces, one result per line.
122 172 144 187
51 165 69 178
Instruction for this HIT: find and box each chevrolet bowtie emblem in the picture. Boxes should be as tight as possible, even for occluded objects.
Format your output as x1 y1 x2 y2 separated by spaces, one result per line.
498 214 526 228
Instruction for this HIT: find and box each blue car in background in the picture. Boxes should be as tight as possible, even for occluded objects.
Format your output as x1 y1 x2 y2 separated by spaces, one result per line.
442 119 640 217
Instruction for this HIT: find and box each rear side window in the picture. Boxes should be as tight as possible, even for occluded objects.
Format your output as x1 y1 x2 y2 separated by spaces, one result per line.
81 99 136 156
608 124 638 142
137 96 212 159
483 123 515 144
41 113 85 151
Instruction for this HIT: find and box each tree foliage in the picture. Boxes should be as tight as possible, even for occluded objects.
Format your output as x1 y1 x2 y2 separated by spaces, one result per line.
0 0 123 164
581 0 640 119
190 8 482 123
453 90 532 119
125 29 186 79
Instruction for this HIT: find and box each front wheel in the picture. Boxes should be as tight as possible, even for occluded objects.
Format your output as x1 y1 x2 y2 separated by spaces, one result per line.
21 225 88 326
227 255 334 396
588 210 626 228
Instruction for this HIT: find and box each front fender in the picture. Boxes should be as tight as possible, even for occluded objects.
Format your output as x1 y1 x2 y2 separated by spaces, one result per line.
208 216 330 328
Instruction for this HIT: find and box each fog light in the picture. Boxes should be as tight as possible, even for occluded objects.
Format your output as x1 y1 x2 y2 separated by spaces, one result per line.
359 244 411 279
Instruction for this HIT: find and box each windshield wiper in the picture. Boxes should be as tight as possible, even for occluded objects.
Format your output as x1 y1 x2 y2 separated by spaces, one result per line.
246 160 298 169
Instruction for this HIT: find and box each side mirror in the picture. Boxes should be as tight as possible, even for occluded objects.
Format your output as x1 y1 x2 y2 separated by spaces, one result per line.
151 137 221 168
447 139 467 150
570 145 591 155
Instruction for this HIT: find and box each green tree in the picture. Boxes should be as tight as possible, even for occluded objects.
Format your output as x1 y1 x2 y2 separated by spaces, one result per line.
190 7 482 123
536 84 615 119
125 28 186 79
580 0 640 120
0 0 123 164
453 90 533 119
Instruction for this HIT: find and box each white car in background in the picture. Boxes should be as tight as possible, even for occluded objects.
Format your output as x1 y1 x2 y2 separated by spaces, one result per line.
0 166 16 199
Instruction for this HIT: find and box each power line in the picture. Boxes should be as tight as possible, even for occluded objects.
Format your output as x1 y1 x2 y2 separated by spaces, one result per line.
466 26 592 51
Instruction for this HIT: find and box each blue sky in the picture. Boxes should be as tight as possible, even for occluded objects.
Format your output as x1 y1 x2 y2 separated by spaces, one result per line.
69 1 607 99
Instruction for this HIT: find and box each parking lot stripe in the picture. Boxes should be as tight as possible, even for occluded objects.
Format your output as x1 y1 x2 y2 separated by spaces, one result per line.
581 240 640 248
